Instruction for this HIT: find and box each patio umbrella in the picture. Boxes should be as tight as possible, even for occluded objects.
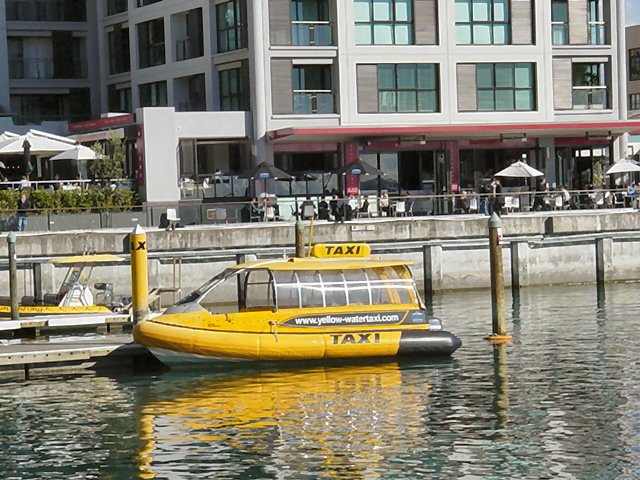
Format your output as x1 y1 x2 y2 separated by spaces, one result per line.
50 145 102 179
332 159 385 176
495 161 544 178
605 158 640 175
22 138 32 175
0 132 75 156
238 162 294 196
238 162 294 181
0 131 18 142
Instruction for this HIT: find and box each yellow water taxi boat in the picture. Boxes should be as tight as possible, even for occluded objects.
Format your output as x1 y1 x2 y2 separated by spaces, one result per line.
134 243 461 364
0 254 124 318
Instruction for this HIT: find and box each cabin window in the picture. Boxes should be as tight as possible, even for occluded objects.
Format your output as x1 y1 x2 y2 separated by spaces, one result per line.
244 269 274 309
320 270 348 307
342 269 371 305
272 271 299 309
296 270 324 308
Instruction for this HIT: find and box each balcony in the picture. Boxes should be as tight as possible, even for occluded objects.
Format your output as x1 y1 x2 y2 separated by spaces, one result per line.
9 58 53 79
552 23 568 46
572 87 608 109
588 24 606 45
291 21 333 46
293 91 335 114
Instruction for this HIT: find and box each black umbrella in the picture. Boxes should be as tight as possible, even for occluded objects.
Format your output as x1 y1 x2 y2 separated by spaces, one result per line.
238 162 294 180
22 138 32 175
332 159 385 177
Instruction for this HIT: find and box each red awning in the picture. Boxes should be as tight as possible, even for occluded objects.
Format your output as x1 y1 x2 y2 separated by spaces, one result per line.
269 120 640 143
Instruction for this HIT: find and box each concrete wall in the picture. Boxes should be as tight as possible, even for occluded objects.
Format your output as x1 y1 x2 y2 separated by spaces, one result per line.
1 211 640 304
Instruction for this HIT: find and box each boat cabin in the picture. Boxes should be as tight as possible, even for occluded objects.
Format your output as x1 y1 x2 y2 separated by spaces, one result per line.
179 244 424 313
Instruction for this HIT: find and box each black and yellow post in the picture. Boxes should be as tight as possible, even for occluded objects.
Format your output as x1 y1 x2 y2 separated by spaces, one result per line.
485 213 512 342
7 232 19 320
295 220 305 258
130 225 149 324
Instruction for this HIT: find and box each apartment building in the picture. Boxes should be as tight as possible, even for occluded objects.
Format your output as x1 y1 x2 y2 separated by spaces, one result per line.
1 0 637 204
626 24 640 156
0 0 100 127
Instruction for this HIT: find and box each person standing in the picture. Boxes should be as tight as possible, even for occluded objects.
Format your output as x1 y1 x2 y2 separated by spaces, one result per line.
490 177 503 216
17 193 30 232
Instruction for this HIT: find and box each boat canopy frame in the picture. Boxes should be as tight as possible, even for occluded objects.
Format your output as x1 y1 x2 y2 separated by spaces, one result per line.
180 264 424 311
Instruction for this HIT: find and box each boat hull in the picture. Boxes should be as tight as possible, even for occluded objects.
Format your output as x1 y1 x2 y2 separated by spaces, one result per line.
0 304 112 318
134 320 462 366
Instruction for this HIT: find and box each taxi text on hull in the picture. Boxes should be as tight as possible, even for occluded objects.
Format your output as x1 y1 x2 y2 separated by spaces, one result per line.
133 244 462 365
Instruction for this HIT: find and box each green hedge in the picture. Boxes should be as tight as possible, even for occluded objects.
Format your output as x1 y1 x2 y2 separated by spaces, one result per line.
0 188 137 214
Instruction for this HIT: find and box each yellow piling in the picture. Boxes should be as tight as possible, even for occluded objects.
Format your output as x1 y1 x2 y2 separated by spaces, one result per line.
7 233 19 320
130 224 149 324
485 212 512 343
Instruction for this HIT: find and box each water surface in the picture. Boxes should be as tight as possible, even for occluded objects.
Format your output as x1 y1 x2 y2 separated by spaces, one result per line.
0 283 639 479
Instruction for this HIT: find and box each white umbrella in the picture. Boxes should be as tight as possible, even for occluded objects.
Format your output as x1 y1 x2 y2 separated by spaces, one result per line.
0 132 75 155
605 158 640 175
495 161 544 178
49 145 101 161
0 131 18 142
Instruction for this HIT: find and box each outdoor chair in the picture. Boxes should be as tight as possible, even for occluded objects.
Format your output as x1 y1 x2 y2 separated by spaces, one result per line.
504 196 514 213
166 208 180 231
302 203 315 220
394 201 407 217
554 195 563 210
468 196 478 213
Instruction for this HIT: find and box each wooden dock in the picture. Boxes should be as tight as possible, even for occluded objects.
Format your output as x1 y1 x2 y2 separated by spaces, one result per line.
0 335 157 380
0 313 131 336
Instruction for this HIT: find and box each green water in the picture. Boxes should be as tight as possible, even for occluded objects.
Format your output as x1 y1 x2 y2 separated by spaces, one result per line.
0 283 639 479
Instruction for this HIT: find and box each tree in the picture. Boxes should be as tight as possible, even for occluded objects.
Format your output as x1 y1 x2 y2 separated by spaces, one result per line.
89 131 125 183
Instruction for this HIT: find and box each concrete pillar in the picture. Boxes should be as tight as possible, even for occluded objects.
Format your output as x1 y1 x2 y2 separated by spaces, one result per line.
538 138 556 185
595 237 613 286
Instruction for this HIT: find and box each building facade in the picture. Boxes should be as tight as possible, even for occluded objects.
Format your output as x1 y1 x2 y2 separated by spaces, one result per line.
0 0 637 204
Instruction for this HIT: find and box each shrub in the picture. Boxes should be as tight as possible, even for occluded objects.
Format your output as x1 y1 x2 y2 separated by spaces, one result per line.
0 187 137 214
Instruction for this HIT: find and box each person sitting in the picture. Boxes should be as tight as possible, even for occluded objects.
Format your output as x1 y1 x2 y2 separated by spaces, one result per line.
19 175 31 191
318 197 330 220
346 195 358 220
249 197 261 221
359 195 370 217
455 190 469 214
379 191 390 216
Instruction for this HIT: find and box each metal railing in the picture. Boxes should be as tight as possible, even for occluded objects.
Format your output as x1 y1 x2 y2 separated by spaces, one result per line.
551 23 568 45
9 57 86 80
293 91 335 114
291 21 333 46
572 87 608 109
1 188 636 233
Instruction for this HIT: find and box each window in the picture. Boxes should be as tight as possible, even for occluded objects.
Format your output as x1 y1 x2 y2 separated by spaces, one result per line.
137 0 161 7
219 61 250 111
137 18 165 69
291 0 332 46
630 93 640 110
572 63 607 109
630 49 640 81
108 26 130 75
108 85 132 112
217 0 247 53
354 0 414 45
377 64 439 112
244 270 274 309
6 0 86 21
107 0 127 15
551 0 568 45
293 65 334 113
139 81 167 107
476 63 535 111
455 0 510 45
588 0 605 45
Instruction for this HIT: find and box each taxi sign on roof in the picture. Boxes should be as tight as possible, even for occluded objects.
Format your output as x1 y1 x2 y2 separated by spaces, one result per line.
311 243 371 258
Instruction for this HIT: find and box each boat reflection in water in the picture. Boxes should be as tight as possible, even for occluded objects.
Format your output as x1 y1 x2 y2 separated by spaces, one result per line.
137 362 433 479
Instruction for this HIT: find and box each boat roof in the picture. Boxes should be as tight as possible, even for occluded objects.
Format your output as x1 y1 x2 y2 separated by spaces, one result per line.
234 257 412 271
50 254 125 265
